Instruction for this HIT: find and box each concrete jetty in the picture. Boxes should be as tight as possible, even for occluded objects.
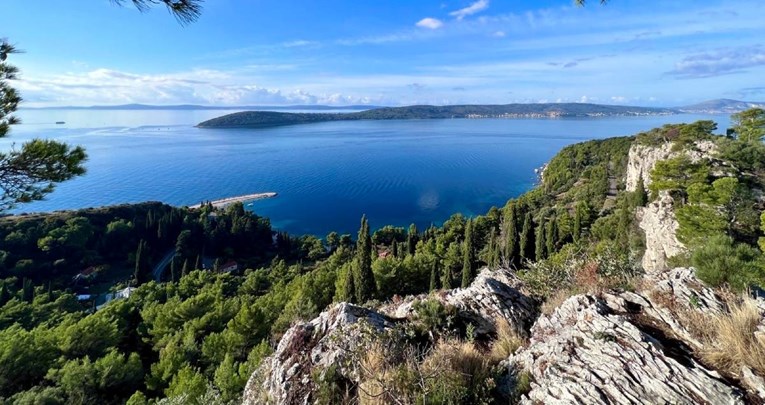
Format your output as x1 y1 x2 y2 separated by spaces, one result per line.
189 192 277 209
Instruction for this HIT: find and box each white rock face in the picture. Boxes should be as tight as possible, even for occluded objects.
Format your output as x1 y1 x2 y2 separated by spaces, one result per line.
638 191 686 273
242 303 395 405
509 294 746 405
625 140 718 192
626 142 675 192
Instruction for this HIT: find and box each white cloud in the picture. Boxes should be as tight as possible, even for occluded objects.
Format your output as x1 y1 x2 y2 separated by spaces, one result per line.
492 31 506 38
450 0 489 20
416 17 444 29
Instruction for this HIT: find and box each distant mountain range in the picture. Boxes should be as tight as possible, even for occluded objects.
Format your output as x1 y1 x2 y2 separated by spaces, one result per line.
196 103 677 129
23 103 382 111
676 99 765 114
23 99 765 114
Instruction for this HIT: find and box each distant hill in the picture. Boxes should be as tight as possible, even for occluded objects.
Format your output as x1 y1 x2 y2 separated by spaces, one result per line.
197 103 676 129
677 99 765 114
23 104 382 111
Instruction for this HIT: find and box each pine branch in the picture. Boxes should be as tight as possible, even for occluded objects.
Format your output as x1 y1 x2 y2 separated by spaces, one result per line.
110 0 204 24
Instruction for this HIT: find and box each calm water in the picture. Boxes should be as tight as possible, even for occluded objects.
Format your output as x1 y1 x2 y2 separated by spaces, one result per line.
3 109 731 236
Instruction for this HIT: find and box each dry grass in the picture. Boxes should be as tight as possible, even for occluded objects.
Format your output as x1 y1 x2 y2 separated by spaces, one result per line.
702 296 765 376
541 288 581 315
489 317 526 362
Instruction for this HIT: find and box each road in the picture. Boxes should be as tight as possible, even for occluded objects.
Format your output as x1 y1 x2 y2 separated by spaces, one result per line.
152 249 177 281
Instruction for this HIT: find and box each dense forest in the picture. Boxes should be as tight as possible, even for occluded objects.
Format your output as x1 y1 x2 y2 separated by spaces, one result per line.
1 112 764 403
196 103 675 129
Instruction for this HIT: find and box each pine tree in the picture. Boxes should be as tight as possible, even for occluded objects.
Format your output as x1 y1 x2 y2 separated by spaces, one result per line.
461 219 474 288
407 223 419 256
546 217 557 257
634 175 648 207
429 261 438 292
354 215 376 303
535 219 546 261
342 263 356 303
519 213 533 261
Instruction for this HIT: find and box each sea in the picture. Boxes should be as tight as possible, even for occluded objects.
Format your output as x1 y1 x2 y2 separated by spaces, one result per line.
2 109 731 236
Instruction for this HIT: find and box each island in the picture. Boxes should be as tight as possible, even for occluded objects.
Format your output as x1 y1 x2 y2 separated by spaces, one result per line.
196 103 676 129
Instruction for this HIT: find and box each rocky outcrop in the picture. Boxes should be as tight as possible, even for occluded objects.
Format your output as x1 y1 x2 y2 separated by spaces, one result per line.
245 268 538 404
381 267 537 336
625 140 717 192
242 303 396 405
509 294 746 404
627 140 719 273
638 191 686 273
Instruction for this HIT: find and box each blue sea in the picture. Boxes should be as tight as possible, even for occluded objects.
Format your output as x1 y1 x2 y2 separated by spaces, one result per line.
3 109 731 236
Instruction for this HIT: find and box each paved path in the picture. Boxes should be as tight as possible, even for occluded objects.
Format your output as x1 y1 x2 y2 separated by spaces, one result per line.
153 249 177 281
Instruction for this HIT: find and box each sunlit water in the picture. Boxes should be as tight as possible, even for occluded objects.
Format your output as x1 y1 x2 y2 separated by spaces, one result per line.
3 109 730 236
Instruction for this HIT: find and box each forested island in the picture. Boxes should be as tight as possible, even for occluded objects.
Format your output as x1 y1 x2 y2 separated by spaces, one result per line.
197 103 675 129
2 109 765 403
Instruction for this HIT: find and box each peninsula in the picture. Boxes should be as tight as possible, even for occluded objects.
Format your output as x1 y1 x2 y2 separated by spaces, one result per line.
197 103 675 129
188 192 277 209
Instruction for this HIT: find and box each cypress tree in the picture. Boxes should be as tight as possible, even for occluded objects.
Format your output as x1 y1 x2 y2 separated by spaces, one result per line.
407 223 419 256
134 239 147 285
546 217 557 257
519 213 533 261
502 203 518 263
46 282 54 303
429 261 438 292
170 257 177 282
0 283 9 307
461 219 474 288
355 215 376 303
634 175 648 207
535 219 546 261
342 263 356 303
391 239 399 258
573 204 583 243
21 278 34 303
442 265 453 289
486 227 499 268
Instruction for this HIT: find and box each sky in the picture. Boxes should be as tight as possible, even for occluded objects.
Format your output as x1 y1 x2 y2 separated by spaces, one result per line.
2 0 764 107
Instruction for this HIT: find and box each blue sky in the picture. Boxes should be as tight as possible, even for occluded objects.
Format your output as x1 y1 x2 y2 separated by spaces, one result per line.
2 0 764 107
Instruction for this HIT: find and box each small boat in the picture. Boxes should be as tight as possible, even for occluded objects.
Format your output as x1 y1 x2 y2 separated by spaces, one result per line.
55 121 65 125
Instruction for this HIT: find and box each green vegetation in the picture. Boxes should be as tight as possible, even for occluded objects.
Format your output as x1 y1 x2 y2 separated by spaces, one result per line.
197 103 676 129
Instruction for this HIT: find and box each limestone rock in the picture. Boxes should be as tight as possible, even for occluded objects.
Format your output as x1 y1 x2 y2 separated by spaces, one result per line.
625 140 717 193
638 191 686 273
380 267 537 336
242 303 395 405
626 142 675 192
509 294 745 405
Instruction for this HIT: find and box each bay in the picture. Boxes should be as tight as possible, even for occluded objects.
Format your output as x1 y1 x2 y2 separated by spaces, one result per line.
3 109 730 236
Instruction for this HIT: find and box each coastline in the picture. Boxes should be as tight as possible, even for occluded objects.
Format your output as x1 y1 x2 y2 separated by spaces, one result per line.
188 192 277 209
